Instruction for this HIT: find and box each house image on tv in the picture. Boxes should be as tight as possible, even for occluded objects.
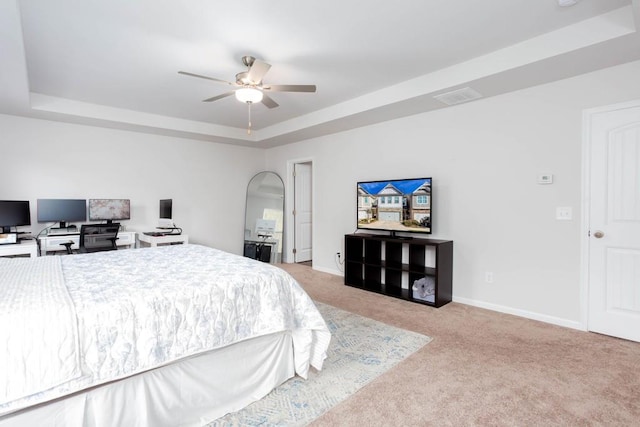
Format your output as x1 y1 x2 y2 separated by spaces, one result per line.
357 178 431 231
409 181 431 228
357 186 377 223
377 183 404 222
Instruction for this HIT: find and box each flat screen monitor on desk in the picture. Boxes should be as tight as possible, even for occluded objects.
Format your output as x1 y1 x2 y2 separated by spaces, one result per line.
89 199 130 224
0 200 30 234
37 199 86 229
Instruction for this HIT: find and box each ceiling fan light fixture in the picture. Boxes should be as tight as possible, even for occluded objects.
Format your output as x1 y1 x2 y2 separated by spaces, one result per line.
235 87 263 104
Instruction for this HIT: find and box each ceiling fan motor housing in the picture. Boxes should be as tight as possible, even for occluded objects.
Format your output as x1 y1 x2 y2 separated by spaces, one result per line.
241 56 256 67
236 71 253 86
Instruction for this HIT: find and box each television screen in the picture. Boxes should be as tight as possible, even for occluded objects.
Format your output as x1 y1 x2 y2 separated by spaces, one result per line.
37 199 86 224
357 177 432 235
89 199 131 222
0 200 31 232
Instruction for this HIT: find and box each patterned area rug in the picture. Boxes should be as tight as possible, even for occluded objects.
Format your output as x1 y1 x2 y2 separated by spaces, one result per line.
210 302 432 426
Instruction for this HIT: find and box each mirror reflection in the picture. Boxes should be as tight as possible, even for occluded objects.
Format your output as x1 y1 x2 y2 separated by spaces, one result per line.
244 171 284 263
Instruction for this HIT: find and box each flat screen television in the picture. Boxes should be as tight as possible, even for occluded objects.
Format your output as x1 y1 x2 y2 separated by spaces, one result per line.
0 200 31 233
88 199 131 224
37 199 86 228
357 177 432 236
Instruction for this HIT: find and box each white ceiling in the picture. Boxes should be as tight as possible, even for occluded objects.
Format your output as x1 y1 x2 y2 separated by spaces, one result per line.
1 0 639 147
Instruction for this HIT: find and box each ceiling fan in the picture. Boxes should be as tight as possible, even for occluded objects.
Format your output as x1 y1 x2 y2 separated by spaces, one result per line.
178 55 316 109
179 56 316 134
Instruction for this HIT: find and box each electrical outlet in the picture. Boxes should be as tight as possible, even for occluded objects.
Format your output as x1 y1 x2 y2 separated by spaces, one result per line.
485 272 494 283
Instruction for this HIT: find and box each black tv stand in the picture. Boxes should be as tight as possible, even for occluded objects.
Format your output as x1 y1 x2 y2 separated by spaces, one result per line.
388 231 413 240
344 234 453 308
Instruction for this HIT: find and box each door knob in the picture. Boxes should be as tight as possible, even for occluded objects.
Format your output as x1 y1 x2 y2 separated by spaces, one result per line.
593 230 605 239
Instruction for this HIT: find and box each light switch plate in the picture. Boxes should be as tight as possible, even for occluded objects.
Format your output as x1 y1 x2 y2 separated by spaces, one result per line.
556 207 572 220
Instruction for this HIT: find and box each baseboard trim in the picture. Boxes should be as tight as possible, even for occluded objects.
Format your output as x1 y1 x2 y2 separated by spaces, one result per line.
453 296 586 331
303 265 585 331
312 265 343 276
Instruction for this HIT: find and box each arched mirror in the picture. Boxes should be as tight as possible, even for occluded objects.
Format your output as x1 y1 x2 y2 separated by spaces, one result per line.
244 171 284 263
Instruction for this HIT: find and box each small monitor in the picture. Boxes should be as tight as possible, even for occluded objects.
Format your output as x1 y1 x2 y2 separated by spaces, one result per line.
159 199 173 228
0 200 31 233
160 199 172 219
88 199 131 224
37 199 86 228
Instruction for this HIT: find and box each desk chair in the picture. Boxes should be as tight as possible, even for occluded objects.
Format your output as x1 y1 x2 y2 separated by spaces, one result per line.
79 223 120 253
61 223 120 254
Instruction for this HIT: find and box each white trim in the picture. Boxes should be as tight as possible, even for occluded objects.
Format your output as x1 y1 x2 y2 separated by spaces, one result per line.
453 296 585 331
580 107 593 333
324 268 585 330
312 265 343 276
580 98 640 334
583 98 640 115
285 157 315 264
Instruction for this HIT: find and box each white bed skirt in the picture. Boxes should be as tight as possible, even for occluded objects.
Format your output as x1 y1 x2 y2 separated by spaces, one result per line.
0 332 294 427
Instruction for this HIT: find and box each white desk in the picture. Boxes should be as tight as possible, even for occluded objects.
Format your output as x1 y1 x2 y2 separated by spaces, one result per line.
137 233 189 247
38 231 137 255
0 239 38 258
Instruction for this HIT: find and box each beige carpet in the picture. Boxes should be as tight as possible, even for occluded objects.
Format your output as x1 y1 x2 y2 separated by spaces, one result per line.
210 302 430 426
279 263 640 426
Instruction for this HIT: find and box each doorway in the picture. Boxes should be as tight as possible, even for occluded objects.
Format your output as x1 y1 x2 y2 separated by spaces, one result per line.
583 100 640 343
293 161 312 264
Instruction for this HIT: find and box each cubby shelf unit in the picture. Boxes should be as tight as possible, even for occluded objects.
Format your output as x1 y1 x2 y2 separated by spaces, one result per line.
344 233 453 308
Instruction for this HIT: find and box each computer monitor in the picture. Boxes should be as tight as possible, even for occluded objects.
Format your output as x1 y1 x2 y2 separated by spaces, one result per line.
88 199 131 224
159 199 173 228
37 199 86 229
160 199 172 219
0 200 31 233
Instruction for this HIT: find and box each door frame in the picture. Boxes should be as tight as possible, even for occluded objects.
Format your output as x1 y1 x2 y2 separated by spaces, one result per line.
580 98 640 332
285 157 314 264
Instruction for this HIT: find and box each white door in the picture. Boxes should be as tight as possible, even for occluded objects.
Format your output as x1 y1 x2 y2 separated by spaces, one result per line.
587 101 640 342
294 162 312 263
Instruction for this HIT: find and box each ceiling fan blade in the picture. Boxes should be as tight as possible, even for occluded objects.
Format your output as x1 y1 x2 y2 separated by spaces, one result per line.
263 84 316 93
261 94 279 109
202 91 235 102
247 59 271 83
178 71 234 85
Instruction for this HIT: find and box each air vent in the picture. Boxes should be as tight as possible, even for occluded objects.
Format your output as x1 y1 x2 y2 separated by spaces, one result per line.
433 87 483 106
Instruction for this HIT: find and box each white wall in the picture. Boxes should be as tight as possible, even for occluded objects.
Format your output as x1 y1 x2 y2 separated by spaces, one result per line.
265 60 640 327
3 60 640 328
0 115 265 254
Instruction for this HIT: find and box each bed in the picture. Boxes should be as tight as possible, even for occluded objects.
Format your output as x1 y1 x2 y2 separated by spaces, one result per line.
0 244 330 426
